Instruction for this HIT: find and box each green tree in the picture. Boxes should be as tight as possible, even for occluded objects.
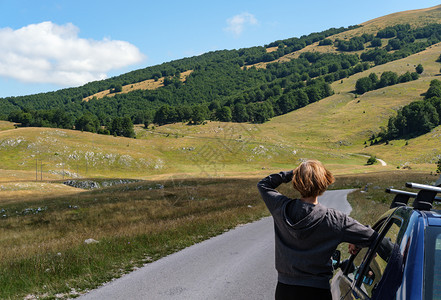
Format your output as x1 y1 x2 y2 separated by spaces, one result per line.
248 102 274 123
208 100 221 112
294 89 309 108
437 158 441 173
276 93 297 114
232 103 249 122
366 155 377 165
109 117 123 136
306 86 321 103
318 39 333 46
154 105 177 125
425 80 441 99
133 110 153 125
377 71 398 88
216 106 232 122
398 71 413 83
110 84 122 93
387 38 402 50
75 113 100 133
176 105 193 122
368 73 379 85
355 77 373 94
415 64 424 74
370 38 382 47
121 117 135 138
191 105 208 125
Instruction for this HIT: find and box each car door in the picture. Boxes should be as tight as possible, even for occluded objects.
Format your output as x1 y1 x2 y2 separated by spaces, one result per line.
332 213 405 300
354 216 403 299
331 216 388 300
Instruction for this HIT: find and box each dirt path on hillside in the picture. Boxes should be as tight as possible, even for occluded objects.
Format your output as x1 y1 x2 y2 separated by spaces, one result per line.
351 153 387 166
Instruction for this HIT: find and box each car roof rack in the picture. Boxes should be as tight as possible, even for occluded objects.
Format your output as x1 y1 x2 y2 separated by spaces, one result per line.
406 182 441 211
386 183 441 210
386 189 415 208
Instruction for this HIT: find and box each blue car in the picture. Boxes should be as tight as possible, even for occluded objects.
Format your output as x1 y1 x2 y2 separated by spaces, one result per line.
331 181 441 300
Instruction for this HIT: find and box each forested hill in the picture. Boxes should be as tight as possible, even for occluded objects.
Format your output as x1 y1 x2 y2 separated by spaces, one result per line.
2 5 441 137
0 26 353 128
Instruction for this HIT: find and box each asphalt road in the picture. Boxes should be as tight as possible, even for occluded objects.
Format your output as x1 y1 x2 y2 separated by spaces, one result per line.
79 189 354 300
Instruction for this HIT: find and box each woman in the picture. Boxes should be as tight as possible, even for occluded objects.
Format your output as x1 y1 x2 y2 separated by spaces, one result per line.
257 160 377 300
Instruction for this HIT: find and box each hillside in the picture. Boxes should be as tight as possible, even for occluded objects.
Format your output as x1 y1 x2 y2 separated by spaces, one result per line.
80 4 441 99
82 70 193 101
2 6 441 127
248 4 441 69
1 5 441 181
1 34 440 182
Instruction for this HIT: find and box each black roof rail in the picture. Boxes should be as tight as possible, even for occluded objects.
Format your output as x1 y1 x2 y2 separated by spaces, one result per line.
386 188 441 209
405 182 441 211
386 188 412 208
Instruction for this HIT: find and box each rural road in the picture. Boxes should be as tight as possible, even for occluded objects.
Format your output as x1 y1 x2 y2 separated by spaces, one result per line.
79 189 354 300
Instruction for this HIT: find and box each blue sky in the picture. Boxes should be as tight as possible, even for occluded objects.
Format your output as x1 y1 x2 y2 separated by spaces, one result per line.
0 0 440 98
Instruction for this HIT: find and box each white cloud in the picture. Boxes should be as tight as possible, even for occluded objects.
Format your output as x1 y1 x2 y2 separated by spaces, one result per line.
225 12 258 37
0 22 145 86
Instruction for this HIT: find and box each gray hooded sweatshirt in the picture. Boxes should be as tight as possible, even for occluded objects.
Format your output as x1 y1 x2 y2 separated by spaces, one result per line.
257 171 377 289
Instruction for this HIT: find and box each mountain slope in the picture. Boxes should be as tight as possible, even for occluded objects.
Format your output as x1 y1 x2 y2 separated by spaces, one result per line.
248 4 441 69
361 4 441 30
259 42 441 168
1 5 441 179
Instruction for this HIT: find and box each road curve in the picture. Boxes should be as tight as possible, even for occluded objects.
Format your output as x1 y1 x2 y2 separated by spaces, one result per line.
376 158 387 166
353 153 387 166
79 189 355 300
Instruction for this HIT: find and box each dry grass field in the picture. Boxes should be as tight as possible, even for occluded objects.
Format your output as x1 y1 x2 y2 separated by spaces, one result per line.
0 171 437 299
0 120 15 131
0 177 270 299
83 70 193 101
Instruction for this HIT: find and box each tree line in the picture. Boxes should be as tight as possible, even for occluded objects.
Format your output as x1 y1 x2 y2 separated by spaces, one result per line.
355 67 421 95
319 23 441 67
3 49 362 134
372 80 441 142
8 110 135 138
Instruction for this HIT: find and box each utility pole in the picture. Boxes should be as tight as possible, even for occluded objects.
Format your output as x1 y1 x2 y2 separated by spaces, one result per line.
36 159 38 181
40 160 43 181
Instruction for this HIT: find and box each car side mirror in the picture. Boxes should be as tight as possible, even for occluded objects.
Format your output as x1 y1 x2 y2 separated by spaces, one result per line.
332 250 341 269
355 267 376 286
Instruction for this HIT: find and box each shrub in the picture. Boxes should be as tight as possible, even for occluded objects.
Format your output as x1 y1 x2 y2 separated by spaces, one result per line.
367 155 377 165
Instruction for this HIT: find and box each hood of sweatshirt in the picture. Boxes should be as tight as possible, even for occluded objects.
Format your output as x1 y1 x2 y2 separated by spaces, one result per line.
282 199 327 239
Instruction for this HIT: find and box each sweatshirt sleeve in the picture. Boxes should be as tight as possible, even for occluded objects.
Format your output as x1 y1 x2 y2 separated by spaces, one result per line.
341 215 378 247
257 171 293 214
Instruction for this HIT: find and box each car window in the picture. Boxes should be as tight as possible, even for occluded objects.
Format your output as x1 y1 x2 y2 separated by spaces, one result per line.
346 247 368 282
424 227 441 300
345 217 388 282
360 218 402 297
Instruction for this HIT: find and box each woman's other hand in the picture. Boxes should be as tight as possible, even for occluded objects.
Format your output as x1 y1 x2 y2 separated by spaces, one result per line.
348 244 361 255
